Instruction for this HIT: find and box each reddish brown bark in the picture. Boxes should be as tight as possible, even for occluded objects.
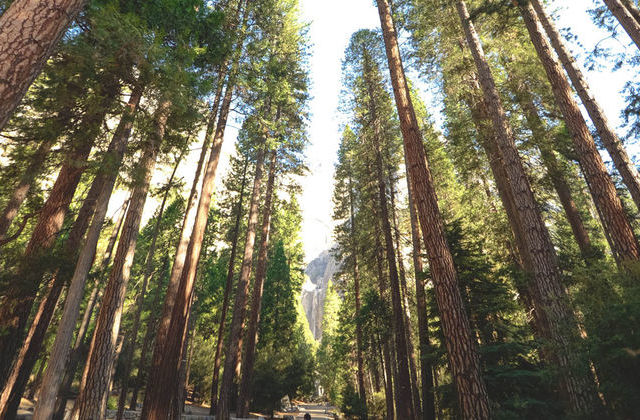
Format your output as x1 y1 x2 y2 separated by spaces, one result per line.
0 0 87 130
141 66 241 420
530 0 640 213
236 149 277 418
32 85 142 420
602 0 640 49
0 83 116 385
116 155 182 420
519 0 639 263
406 167 436 420
71 99 169 420
216 144 267 419
209 155 250 414
458 1 601 415
377 0 490 417
362 46 414 418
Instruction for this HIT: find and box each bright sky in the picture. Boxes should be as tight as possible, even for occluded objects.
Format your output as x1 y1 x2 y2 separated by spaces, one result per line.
108 1 639 264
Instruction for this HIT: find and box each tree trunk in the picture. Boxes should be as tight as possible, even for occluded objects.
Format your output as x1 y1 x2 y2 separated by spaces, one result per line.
31 85 143 420
0 83 117 386
51 200 128 420
0 137 55 240
0 0 87 130
141 63 242 420
129 254 170 411
518 0 639 263
236 149 277 418
216 144 267 420
530 0 640 213
621 0 640 24
349 170 368 417
0 171 104 420
116 155 182 420
209 156 250 414
513 84 594 257
374 231 395 420
602 0 640 49
361 47 415 419
70 99 168 420
457 1 601 415
389 171 422 420
377 1 490 417
406 166 436 420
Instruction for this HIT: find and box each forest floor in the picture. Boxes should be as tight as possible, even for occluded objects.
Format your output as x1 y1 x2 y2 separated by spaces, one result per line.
16 398 337 419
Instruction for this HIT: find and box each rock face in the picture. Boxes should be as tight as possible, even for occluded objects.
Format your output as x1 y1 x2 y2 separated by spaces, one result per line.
300 250 338 340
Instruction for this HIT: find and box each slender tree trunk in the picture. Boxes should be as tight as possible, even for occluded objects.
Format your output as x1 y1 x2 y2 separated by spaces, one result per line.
216 144 267 420
0 83 117 386
374 231 395 420
361 49 414 419
129 254 170 411
141 64 243 420
602 0 640 49
530 0 640 212
31 85 143 420
348 171 368 417
519 0 639 263
376 1 490 417
209 156 250 414
144 3 244 387
70 99 169 420
389 172 422 420
0 137 55 240
51 201 128 420
457 1 601 415
0 0 87 130
406 166 436 420
236 150 277 418
2 85 140 419
116 155 181 420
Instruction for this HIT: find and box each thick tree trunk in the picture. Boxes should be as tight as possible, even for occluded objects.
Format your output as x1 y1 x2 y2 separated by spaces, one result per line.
70 99 168 420
236 150 277 418
141 66 241 420
530 0 640 213
0 0 87 130
209 156 250 414
513 86 594 257
31 85 142 420
216 145 267 420
621 0 640 24
0 137 55 240
0 83 116 386
377 1 490 417
602 0 640 49
458 1 601 415
406 167 436 420
116 155 181 420
519 1 639 263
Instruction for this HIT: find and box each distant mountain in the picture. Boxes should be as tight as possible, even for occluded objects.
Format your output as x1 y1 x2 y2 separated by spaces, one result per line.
300 250 338 340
